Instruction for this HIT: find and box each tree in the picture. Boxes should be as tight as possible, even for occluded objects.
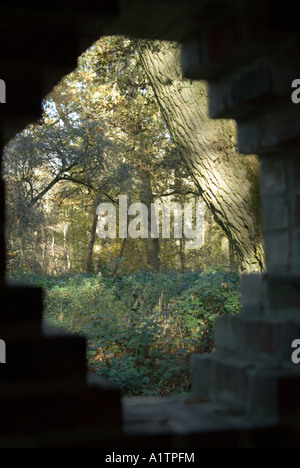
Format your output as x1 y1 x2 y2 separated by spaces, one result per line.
138 40 264 273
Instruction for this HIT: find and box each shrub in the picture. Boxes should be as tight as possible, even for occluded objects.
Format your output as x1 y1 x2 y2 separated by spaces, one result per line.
9 270 240 396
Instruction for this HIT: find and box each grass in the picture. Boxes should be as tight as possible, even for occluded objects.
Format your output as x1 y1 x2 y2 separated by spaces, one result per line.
10 270 241 396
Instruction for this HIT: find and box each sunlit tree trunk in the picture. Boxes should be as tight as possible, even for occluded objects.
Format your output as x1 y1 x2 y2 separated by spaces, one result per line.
139 41 264 273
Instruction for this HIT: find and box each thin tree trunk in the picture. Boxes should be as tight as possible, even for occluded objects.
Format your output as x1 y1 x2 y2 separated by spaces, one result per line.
179 237 186 271
112 238 127 277
138 41 264 273
86 198 100 274
139 172 160 272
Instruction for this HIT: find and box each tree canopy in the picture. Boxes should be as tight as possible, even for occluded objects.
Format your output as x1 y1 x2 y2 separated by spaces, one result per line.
4 36 261 276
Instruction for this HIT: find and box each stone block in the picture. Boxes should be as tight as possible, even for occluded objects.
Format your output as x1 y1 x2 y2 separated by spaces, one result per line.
214 316 237 352
209 59 273 119
276 320 300 365
237 117 261 155
192 352 255 410
234 318 276 357
240 273 265 315
0 375 121 435
238 105 300 155
266 274 300 310
214 310 300 368
264 231 290 273
291 229 300 271
261 193 289 232
230 63 271 108
191 345 300 418
247 369 300 419
294 195 300 227
261 107 300 151
0 61 42 118
215 314 281 361
0 329 87 384
181 41 206 80
0 285 43 322
0 285 43 339
278 375 300 421
209 355 250 409
271 43 300 96
260 158 287 194
291 159 300 188
246 368 285 416
191 353 213 399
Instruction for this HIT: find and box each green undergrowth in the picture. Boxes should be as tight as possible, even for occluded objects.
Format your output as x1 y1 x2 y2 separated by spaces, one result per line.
10 270 241 396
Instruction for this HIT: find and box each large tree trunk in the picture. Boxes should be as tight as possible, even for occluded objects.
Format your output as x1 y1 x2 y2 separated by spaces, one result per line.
138 41 264 273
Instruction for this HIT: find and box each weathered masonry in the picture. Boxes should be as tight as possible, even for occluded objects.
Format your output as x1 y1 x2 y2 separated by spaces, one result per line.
0 0 300 448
